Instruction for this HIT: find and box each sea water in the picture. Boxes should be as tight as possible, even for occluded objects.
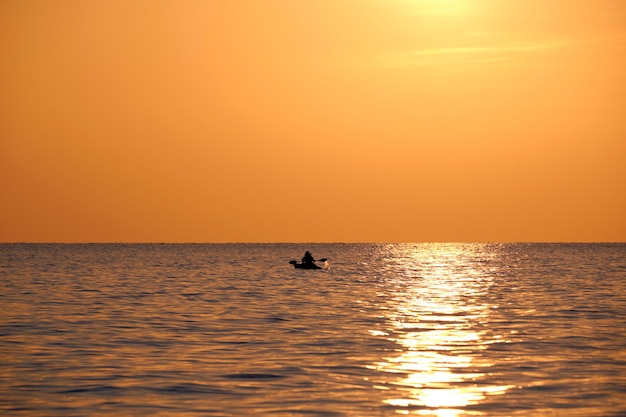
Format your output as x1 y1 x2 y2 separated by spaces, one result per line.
1 243 625 416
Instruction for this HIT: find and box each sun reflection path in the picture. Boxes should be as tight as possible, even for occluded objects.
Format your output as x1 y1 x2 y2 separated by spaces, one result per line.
371 244 513 416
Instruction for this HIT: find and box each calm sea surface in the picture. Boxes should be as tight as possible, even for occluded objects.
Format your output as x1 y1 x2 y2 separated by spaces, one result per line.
1 243 625 416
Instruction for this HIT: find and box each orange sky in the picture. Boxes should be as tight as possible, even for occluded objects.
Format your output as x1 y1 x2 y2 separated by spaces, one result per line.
1 0 625 242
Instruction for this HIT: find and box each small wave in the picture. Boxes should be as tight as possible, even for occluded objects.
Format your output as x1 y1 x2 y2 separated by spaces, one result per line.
265 316 291 322
222 373 287 380
59 385 123 394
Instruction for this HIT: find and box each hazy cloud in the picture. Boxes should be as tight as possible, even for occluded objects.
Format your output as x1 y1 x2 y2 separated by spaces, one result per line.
404 41 570 57
382 33 626 68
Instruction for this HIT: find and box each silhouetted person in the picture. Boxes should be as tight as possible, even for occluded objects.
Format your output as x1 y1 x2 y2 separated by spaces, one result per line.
302 251 316 265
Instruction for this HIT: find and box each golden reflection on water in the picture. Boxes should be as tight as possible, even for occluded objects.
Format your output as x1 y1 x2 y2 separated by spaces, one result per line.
373 244 513 416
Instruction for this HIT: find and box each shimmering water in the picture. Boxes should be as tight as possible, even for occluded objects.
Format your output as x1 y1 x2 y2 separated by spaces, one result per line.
1 243 625 416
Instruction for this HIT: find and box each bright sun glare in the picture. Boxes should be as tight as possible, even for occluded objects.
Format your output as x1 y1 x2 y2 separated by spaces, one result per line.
407 0 472 15
372 245 513 415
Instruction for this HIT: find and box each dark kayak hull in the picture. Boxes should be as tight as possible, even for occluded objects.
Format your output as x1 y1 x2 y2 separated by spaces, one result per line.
293 263 322 269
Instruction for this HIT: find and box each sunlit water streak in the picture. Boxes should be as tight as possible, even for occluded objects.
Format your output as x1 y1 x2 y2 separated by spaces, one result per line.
1 243 625 416
371 245 512 416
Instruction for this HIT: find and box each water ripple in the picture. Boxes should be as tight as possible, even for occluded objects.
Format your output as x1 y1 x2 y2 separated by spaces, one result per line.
1 243 625 416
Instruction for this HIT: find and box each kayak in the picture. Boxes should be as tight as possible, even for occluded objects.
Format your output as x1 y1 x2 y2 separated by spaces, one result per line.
289 258 328 270
292 262 322 269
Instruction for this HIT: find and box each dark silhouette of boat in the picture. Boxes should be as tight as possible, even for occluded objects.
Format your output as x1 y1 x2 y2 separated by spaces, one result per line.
290 262 322 269
289 258 328 269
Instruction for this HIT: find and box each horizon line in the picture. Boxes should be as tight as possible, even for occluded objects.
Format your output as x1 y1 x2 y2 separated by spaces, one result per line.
2 241 624 245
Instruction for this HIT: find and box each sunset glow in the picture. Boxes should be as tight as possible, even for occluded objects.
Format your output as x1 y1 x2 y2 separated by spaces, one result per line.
1 0 624 242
